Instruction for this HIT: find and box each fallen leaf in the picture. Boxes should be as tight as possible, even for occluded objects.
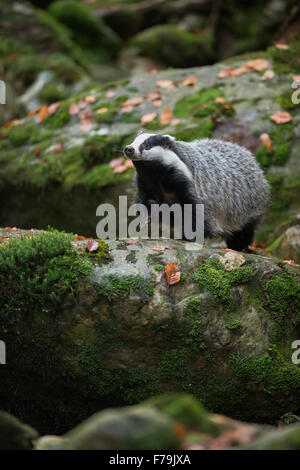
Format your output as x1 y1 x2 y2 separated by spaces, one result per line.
259 133 273 151
109 157 124 169
170 118 181 126
150 245 167 252
217 68 236 78
122 97 144 107
105 90 116 99
96 107 108 114
125 240 138 245
47 102 60 115
27 107 41 117
85 95 96 103
34 146 40 156
261 69 275 80
77 99 88 110
141 112 157 125
292 75 300 81
69 103 79 116
270 111 292 124
146 91 161 102
75 234 86 240
275 43 289 50
86 239 99 252
183 76 197 86
54 142 64 153
215 97 225 103
247 59 269 72
159 108 173 125
284 258 295 265
38 105 48 123
156 80 175 89
2 119 20 129
165 262 181 286
121 105 134 113
152 99 163 107
250 242 267 250
149 68 158 74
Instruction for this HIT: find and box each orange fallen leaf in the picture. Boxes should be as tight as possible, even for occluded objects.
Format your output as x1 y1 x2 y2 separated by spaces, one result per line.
261 70 275 80
75 234 86 240
141 112 157 125
284 258 295 265
69 103 79 116
170 118 181 126
122 97 144 107
125 240 138 245
247 59 269 72
165 262 181 286
27 107 41 117
109 157 124 169
34 146 40 156
146 91 161 102
121 105 134 113
275 43 289 50
2 119 20 129
152 99 163 107
105 90 116 99
150 245 167 252
159 108 173 125
96 107 108 114
38 105 48 123
156 80 175 89
270 111 292 124
259 133 272 151
79 109 93 132
215 97 225 103
182 76 197 86
85 95 96 103
77 99 88 110
86 239 99 252
217 68 236 78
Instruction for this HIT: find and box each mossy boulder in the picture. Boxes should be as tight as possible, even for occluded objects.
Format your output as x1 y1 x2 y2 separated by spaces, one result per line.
1 228 300 434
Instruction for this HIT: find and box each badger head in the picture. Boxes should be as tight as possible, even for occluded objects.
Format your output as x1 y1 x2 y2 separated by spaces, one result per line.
123 132 176 161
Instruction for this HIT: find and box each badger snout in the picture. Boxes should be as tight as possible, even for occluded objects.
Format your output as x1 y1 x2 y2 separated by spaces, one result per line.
124 146 135 158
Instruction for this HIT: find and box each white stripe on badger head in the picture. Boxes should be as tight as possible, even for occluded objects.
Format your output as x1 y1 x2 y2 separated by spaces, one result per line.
144 146 193 181
130 133 155 155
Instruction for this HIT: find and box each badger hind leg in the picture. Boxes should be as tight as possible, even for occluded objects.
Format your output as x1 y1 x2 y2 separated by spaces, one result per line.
225 220 258 252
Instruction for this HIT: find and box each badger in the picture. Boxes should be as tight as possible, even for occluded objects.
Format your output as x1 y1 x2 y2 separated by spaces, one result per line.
123 132 270 251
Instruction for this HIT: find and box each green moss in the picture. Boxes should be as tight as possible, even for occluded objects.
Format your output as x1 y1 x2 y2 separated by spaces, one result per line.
39 83 67 104
4 121 39 147
86 240 111 263
98 274 154 302
255 123 293 169
174 88 222 118
0 231 92 316
225 315 242 330
268 37 300 74
43 103 71 129
153 264 164 272
130 24 214 68
264 273 300 322
173 119 215 141
192 259 253 305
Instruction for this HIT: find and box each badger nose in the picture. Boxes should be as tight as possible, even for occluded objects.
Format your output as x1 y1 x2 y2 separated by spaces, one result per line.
124 146 134 158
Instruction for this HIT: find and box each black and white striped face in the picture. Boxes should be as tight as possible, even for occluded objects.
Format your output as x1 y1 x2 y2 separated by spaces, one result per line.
123 132 192 180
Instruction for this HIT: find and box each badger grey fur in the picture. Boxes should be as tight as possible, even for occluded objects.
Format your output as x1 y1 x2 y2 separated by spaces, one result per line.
124 132 270 251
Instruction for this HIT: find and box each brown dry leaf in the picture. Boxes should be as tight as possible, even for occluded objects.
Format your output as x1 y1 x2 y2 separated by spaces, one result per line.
217 68 236 78
250 242 267 250
146 91 161 102
75 234 86 240
27 107 41 117
165 262 181 286
34 146 40 156
125 240 138 245
215 97 225 103
261 69 275 80
152 99 163 107
96 107 108 114
170 118 181 126
85 95 96 103
77 99 88 110
275 43 289 50
159 108 173 125
109 157 124 169
69 103 79 116
54 142 64 154
182 75 197 86
48 102 60 115
270 111 292 124
141 112 157 125
156 79 175 89
105 90 116 99
150 245 167 252
123 159 134 169
2 119 20 129
38 105 48 123
121 105 134 113
247 59 269 71
122 97 144 107
149 68 158 74
259 133 272 151
79 109 93 132
113 164 128 174
86 239 99 252
284 258 295 265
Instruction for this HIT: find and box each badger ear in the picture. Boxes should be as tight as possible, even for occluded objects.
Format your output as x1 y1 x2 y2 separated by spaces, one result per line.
164 134 175 142
136 129 145 137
